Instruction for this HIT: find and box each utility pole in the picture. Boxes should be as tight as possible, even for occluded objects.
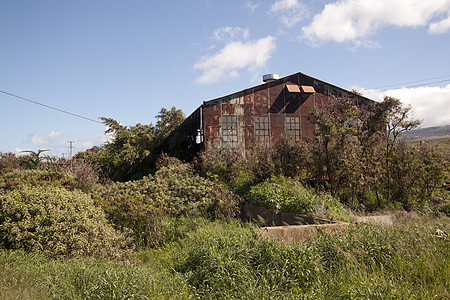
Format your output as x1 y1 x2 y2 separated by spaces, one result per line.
68 141 74 160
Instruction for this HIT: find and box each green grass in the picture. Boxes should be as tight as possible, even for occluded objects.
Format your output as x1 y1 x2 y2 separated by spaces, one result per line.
1 215 448 299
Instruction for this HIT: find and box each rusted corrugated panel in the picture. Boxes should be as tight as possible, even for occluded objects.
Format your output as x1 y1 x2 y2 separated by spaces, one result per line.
254 87 269 115
268 83 286 114
197 71 376 153
244 92 253 105
286 83 301 93
222 99 236 115
204 104 221 151
269 83 286 145
243 92 254 150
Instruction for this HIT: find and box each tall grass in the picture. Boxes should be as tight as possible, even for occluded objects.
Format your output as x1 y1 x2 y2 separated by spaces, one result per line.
1 215 448 299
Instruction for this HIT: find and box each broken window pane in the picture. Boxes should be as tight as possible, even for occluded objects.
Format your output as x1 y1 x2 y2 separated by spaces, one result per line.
222 115 239 148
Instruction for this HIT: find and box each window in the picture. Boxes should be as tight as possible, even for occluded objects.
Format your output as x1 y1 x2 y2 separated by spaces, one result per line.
222 115 238 148
254 116 270 146
286 116 300 140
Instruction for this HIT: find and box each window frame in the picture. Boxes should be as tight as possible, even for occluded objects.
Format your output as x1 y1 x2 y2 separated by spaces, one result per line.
222 115 239 149
285 116 301 141
254 116 270 147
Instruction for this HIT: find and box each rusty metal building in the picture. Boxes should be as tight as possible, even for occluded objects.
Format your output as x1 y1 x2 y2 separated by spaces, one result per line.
168 72 373 159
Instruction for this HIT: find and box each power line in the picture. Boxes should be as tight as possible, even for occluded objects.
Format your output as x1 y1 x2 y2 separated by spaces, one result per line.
404 79 450 89
373 75 450 90
0 89 103 124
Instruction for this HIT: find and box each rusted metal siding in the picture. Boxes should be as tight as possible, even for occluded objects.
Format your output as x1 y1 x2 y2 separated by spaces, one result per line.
196 72 373 153
268 82 285 146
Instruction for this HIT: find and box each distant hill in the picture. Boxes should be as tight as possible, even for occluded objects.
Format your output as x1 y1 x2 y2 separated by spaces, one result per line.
403 125 450 141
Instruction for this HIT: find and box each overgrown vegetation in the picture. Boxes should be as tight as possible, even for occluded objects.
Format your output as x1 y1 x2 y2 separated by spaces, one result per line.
194 97 448 212
245 175 353 221
1 215 448 299
0 100 449 298
92 155 242 248
0 186 133 260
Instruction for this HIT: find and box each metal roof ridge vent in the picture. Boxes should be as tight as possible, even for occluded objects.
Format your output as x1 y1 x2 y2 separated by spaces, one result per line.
263 74 280 83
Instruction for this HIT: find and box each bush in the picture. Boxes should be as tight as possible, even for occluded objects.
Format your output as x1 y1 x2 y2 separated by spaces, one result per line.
65 159 100 193
246 175 314 214
246 175 353 221
0 186 133 260
92 158 243 248
0 169 77 191
0 152 23 174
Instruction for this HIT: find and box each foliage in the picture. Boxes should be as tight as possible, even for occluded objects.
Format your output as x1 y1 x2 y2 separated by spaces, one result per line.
246 175 315 214
272 136 311 180
441 199 450 217
0 169 76 191
309 96 448 210
88 106 186 182
0 186 134 260
194 149 255 196
0 249 188 300
92 156 242 248
245 175 353 221
0 152 23 174
64 159 101 193
97 117 156 181
19 149 49 168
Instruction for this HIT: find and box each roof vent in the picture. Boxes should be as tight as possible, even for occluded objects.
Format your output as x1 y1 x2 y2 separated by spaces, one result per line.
263 74 280 83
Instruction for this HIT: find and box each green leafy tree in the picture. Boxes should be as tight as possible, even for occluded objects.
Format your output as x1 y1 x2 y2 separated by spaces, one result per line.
88 107 185 181
380 97 421 204
20 149 49 168
310 97 369 203
155 107 185 140
98 118 155 181
309 95 446 210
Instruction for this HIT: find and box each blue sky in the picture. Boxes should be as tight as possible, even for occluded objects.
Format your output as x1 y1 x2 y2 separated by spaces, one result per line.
1 0 450 157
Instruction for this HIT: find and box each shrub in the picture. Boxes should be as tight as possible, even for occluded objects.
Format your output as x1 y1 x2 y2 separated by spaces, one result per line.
0 186 133 260
0 169 76 191
441 199 450 217
246 175 353 221
0 152 23 174
65 159 100 193
246 175 313 214
92 158 242 248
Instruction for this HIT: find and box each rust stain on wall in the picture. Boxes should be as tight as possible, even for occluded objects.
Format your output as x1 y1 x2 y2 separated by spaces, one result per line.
179 72 374 157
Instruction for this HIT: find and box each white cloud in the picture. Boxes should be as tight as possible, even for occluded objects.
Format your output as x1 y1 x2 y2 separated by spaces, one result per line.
302 0 450 43
245 2 260 13
359 84 450 128
29 130 62 147
213 27 250 41
270 0 307 27
429 13 450 33
194 36 276 84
